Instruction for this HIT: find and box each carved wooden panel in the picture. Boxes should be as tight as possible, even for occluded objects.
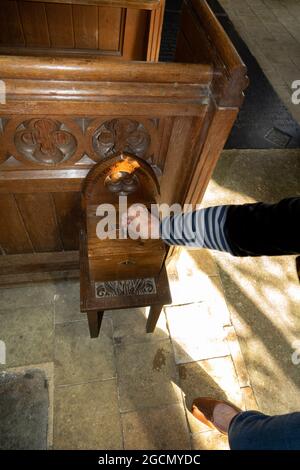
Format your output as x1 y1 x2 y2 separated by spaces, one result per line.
92 118 151 160
0 112 205 257
86 117 161 166
0 116 167 172
105 171 139 196
14 118 77 164
2 117 84 167
95 278 157 298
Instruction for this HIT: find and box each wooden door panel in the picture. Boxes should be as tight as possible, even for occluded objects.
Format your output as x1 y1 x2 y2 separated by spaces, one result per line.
18 1 50 47
0 0 164 61
0 1 25 46
14 193 62 252
0 194 33 254
98 6 124 52
122 8 150 61
52 192 81 251
45 3 74 48
72 4 99 50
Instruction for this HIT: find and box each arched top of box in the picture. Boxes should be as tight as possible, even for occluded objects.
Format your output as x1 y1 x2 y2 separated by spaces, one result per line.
82 152 160 205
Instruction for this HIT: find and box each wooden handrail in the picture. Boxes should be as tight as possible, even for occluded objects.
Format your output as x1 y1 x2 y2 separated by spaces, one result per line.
0 56 213 84
21 0 161 9
191 0 246 73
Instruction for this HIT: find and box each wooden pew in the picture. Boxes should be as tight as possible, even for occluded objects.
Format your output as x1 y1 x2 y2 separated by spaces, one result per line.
0 0 248 285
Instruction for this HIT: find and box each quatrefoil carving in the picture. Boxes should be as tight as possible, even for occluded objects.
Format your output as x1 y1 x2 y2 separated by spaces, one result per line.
14 118 77 164
93 118 151 160
104 171 139 196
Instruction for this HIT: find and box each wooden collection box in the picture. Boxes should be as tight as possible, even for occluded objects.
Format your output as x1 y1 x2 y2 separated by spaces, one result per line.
83 152 166 283
80 152 171 336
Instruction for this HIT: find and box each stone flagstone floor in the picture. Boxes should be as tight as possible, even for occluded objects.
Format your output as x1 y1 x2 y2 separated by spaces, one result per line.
218 0 300 125
1 147 299 450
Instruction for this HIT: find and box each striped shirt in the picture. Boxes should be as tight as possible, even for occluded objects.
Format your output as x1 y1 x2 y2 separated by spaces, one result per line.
160 206 233 253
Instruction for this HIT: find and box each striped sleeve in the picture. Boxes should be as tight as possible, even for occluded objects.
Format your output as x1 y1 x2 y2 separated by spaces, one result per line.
160 206 233 254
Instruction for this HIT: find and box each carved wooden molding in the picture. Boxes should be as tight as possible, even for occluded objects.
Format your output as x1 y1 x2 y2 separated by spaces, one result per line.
95 278 157 298
2 116 85 167
0 116 165 170
104 171 139 196
92 118 151 159
14 119 77 165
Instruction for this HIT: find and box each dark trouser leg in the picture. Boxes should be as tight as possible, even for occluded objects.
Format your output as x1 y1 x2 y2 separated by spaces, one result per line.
225 197 300 256
87 310 104 338
228 410 300 450
146 304 163 333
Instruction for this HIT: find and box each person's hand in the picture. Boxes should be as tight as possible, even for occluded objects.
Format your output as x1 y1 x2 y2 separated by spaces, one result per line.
121 204 160 239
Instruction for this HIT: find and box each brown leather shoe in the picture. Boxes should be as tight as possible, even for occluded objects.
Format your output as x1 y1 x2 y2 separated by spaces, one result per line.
191 397 241 435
